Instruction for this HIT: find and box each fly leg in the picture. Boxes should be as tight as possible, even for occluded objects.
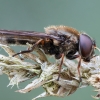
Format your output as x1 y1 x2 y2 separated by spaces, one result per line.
77 56 82 82
19 43 33 60
70 55 82 82
13 39 43 57
67 54 82 82
57 53 64 81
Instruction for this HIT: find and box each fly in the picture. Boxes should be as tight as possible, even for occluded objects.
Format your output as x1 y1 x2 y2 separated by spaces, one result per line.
0 25 98 81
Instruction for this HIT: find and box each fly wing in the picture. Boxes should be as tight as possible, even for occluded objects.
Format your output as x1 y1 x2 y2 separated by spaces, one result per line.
0 30 61 45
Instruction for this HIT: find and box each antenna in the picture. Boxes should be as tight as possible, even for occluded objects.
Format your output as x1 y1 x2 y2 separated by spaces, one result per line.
95 47 100 52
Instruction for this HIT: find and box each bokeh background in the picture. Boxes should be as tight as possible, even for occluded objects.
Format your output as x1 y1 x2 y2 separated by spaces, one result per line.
0 0 100 100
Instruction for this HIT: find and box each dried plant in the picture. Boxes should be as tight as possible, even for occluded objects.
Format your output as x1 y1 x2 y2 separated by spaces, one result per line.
0 44 100 100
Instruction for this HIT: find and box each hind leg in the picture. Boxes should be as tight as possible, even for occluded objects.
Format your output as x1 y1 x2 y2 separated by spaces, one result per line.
13 39 43 57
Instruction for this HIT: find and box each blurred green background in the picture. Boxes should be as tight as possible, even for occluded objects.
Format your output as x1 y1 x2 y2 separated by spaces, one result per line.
0 0 100 100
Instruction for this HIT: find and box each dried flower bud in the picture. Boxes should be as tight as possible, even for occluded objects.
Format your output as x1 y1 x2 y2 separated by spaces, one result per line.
0 44 100 100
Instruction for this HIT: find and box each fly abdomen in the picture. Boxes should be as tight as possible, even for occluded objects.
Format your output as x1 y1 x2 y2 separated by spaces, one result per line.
6 38 32 45
0 37 36 45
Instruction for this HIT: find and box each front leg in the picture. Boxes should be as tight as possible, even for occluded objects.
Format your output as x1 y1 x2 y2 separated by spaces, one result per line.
66 54 82 82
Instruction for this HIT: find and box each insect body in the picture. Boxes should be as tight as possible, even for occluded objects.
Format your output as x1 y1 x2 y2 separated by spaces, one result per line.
0 25 96 81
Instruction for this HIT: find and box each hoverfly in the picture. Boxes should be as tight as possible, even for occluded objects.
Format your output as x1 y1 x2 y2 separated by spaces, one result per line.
0 25 97 81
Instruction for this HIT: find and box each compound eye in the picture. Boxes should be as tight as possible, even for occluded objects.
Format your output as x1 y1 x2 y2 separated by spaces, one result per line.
79 34 93 58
